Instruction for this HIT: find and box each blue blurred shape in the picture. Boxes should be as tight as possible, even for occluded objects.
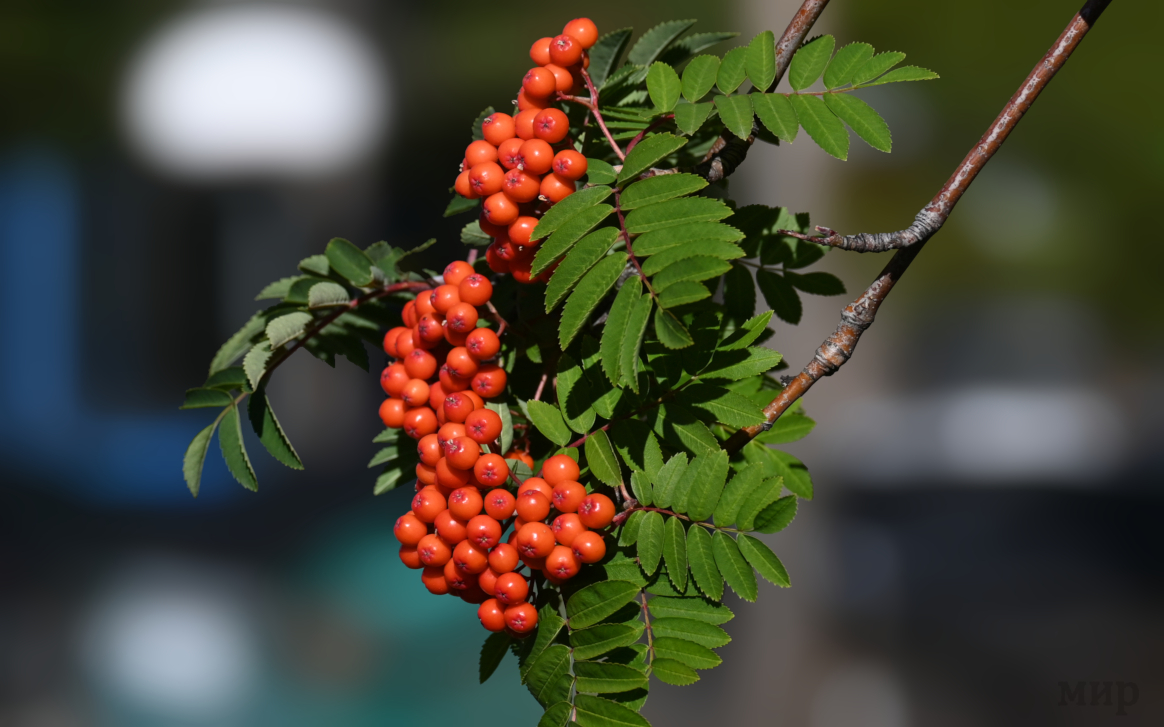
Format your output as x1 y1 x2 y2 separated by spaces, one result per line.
0 147 235 506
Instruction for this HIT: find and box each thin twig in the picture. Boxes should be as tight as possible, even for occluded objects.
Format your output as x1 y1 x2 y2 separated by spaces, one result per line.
625 114 675 154
724 0 1115 454
532 372 548 402
580 69 625 160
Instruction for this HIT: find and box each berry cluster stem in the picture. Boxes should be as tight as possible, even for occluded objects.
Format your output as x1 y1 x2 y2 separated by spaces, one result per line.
559 69 626 161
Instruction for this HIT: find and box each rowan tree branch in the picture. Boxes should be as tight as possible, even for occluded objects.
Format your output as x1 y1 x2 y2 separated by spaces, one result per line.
695 0 832 183
723 0 1114 454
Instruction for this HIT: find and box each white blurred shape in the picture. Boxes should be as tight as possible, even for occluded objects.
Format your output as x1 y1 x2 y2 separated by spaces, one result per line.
122 4 388 180
81 559 258 716
938 386 1123 480
811 662 910 727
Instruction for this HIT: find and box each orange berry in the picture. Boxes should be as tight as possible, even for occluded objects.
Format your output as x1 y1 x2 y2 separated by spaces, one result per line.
571 530 606 563
471 364 507 398
421 565 449 595
488 542 520 573
515 490 552 522
465 408 503 443
445 435 481 471
493 572 529 605
414 290 436 316
516 521 555 559
454 169 478 199
416 533 452 567
379 398 405 428
577 492 616 529
399 544 423 569
504 602 539 634
541 454 581 485
503 169 541 203
469 162 505 197
417 433 443 467
463 390 485 410
549 34 583 67
453 539 489 574
432 284 461 315
552 513 587 546
518 477 554 501
478 214 507 238
444 326 469 347
465 328 501 360
545 545 580 579
508 216 538 245
401 378 430 408
402 406 438 439
448 486 483 520
478 567 500 596
563 18 598 49
458 274 493 306
404 349 438 380
393 512 427 546
381 363 409 397
518 138 555 175
415 461 437 485
466 514 503 549
543 63 575 93
428 380 446 410
497 137 525 170
415 313 445 345
478 598 507 631
552 149 588 180
410 486 446 523
383 326 408 358
529 37 553 66
443 391 476 423
434 509 468 544
445 346 480 379
540 171 576 203
522 67 557 99
482 192 520 226
516 88 550 112
459 582 488 604
465 139 499 167
439 364 472 392
443 260 474 286
401 301 419 329
435 457 473 489
481 112 516 146
475 455 511 490
514 109 539 141
551 480 587 512
437 422 467 451
443 558 477 590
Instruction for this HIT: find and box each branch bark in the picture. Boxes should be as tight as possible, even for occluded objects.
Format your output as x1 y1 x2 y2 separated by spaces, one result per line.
723 0 1114 454
695 0 832 183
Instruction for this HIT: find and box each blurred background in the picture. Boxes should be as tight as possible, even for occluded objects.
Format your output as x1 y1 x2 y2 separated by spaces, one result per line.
1 0 1160 725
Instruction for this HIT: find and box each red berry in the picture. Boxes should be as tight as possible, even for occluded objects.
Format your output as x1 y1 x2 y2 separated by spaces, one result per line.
577 493 616 529
435 457 473 489
402 406 438 439
476 456 511 490
516 522 555 559
545 545 580 579
540 172 576 203
437 422 467 451
488 542 520 573
465 408 503 443
504 602 538 633
493 572 529 605
468 162 505 197
518 139 555 175
401 378 430 408
416 533 452 567
471 364 507 398
551 480 587 513
518 477 554 501
507 216 538 246
514 109 539 140
465 328 501 360
466 514 503 549
399 544 422 569
432 284 462 315
541 454 581 485
415 461 437 486
530 37 553 66
443 392 476 423
497 137 525 170
515 491 552 522
445 302 479 333
516 88 550 112
549 35 583 67
453 539 489 574
483 192 520 226
379 398 405 428
381 363 409 397
503 169 541 203
421 566 449 595
571 530 607 563
448 486 483 520
382 326 407 358
552 513 587 546
393 512 427 546
563 19 599 49
443 559 477 590
522 67 557 99
454 170 477 199
482 112 516 146
458 274 493 306
464 140 499 167
439 364 472 393
445 347 480 379
478 598 507 631
411 486 446 523
552 149 588 180
434 509 468 544
543 63 575 93
446 435 481 471
443 260 474 286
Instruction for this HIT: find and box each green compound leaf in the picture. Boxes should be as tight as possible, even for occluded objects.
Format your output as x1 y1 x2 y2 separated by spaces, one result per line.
651 255 731 291
590 28 633 87
788 34 835 91
560 253 627 349
247 387 303 469
181 388 233 409
618 133 688 185
183 420 219 497
652 658 700 686
754 495 798 534
719 311 773 350
654 307 694 350
587 158 618 185
479 631 510 683
585 429 623 487
625 197 732 234
653 637 722 670
648 595 733 624
218 403 258 492
443 193 478 218
486 400 515 454
531 186 613 241
736 476 783 531
850 50 906 86
297 254 329 277
790 93 848 160
685 450 729 522
324 237 374 287
470 106 495 141
620 174 707 210
525 644 572 707
651 617 731 648
738 534 791 587
609 420 663 478
306 281 349 309
746 30 776 91
751 93 799 142
672 101 714 135
619 509 645 546
677 384 766 427
628 19 697 66
629 471 653 507
659 31 738 66
574 694 652 727
824 42 874 88
713 532 757 601
533 206 615 277
567 580 642 630
641 241 744 276
663 516 688 592
716 46 748 94
647 62 682 112
686 526 723 600
651 453 688 509
574 662 649 694
757 413 816 444
654 402 719 456
681 55 721 102
601 276 642 386
571 622 645 661
538 703 573 727
620 292 655 391
860 64 939 86
255 275 305 301
633 222 743 255
203 366 249 392
824 93 891 153
757 269 803 325
558 354 596 435
770 449 814 499
714 94 755 140
522 607 566 682
700 347 784 380
266 311 313 349
657 282 710 309
722 263 756 320
786 270 847 296
637 510 665 576
526 401 573 447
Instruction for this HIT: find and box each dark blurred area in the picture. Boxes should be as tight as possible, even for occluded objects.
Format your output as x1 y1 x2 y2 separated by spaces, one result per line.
0 1 1159 725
